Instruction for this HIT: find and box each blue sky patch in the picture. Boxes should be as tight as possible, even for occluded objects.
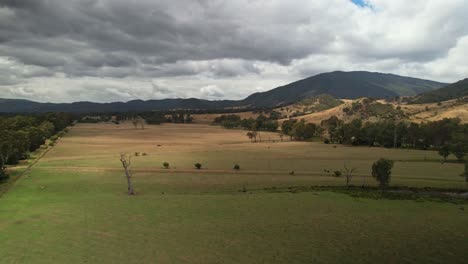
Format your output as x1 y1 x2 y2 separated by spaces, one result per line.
351 0 368 7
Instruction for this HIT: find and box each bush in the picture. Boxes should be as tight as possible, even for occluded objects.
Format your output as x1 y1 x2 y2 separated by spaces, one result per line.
0 168 9 183
163 162 169 169
461 162 468 183
134 152 140 156
49 142 55 146
50 135 59 141
194 163 202 169
333 170 342 177
142 152 147 156
233 164 240 170
324 138 330 144
372 158 394 189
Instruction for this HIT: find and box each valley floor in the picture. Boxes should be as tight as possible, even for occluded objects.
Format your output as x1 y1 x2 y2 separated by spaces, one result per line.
0 123 466 263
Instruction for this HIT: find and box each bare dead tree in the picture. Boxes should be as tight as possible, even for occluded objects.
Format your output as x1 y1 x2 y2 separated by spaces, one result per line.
343 162 357 188
120 153 135 195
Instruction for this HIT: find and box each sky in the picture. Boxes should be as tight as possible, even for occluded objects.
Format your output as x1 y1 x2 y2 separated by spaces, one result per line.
0 0 467 103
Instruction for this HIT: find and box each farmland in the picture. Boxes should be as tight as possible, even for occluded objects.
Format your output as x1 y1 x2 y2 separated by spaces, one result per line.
0 123 467 263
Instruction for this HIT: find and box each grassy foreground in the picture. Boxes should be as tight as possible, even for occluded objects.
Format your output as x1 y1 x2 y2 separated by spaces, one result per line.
0 123 467 263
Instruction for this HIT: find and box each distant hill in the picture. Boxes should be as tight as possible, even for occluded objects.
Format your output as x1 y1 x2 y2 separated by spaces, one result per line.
0 71 447 113
242 71 446 107
411 78 468 104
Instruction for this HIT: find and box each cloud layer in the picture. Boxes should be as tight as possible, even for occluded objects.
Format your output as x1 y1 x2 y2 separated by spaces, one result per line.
0 0 467 102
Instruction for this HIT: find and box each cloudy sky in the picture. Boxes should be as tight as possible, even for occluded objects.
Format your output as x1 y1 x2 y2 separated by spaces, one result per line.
0 0 467 103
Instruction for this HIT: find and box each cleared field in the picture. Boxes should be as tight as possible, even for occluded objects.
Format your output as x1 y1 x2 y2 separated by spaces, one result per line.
0 123 467 263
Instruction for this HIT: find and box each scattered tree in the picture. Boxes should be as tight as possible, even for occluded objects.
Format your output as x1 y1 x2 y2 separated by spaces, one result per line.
119 153 135 195
438 144 450 162
460 161 468 183
371 158 394 190
194 163 202 169
163 162 170 169
343 162 357 188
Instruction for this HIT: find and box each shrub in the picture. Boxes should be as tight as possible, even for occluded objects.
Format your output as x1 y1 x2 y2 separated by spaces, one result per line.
163 162 169 169
134 152 140 156
333 170 342 177
194 163 202 169
461 162 468 183
49 142 55 146
372 158 394 189
233 164 240 170
142 152 147 156
324 138 330 144
50 135 59 141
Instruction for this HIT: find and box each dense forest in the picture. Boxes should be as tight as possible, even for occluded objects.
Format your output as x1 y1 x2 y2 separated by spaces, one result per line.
0 113 73 182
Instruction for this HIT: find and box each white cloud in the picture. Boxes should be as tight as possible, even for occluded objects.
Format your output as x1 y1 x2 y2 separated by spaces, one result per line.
0 0 467 102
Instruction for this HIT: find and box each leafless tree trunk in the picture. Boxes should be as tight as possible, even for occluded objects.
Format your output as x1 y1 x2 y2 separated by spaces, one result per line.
120 153 135 195
343 162 357 188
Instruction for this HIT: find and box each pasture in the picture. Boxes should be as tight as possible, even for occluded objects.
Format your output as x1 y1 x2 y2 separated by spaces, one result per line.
0 123 467 263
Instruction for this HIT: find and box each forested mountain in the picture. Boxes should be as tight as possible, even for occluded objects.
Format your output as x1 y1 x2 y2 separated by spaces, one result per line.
242 71 446 107
411 78 468 104
0 71 447 112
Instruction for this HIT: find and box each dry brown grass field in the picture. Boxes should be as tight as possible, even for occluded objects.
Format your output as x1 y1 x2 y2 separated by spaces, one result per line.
1 123 467 263
37 122 467 189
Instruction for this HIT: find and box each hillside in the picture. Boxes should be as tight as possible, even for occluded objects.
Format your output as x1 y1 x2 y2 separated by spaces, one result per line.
411 78 468 103
0 71 446 113
281 98 468 124
241 71 446 107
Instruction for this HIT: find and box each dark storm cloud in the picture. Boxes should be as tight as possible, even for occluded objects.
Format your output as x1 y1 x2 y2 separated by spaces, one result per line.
0 0 467 102
0 0 336 74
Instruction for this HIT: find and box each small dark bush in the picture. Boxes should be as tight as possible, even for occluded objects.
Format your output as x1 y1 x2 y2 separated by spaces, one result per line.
134 152 140 156
324 138 330 144
194 163 202 169
163 162 169 169
334 170 342 177
233 164 240 170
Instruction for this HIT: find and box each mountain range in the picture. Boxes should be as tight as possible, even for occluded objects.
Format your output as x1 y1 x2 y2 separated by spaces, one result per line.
0 71 450 113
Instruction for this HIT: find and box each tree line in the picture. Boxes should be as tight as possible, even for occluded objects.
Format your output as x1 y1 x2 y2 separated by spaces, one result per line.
0 113 73 182
213 114 279 132
319 116 468 161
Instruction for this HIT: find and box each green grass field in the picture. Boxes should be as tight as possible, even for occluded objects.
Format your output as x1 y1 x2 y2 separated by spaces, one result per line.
0 123 467 263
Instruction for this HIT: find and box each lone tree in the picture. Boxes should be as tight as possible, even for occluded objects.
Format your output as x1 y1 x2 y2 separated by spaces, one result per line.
132 116 146 130
461 161 468 183
163 162 170 169
343 162 357 188
246 131 257 143
119 153 135 195
194 163 202 169
438 145 451 163
371 158 394 190
0 161 9 183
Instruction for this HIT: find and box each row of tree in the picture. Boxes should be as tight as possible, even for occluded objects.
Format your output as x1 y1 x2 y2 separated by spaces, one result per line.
214 114 279 132
318 117 468 160
0 113 73 182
